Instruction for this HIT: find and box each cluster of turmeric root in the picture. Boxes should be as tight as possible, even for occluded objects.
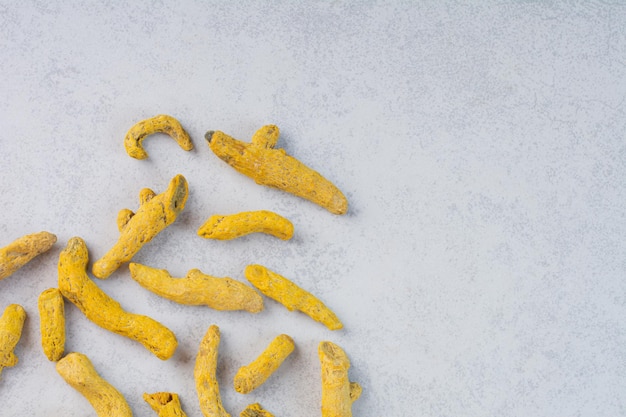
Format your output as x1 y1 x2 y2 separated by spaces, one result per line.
0 115 359 416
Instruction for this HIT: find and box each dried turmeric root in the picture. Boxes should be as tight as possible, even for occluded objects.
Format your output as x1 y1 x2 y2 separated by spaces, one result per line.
92 174 188 279
318 341 362 417
125 114 193 160
244 264 343 330
56 352 132 417
59 237 178 360
0 231 56 280
194 324 231 417
234 334 294 394
0 304 26 377
143 392 188 417
129 263 263 313
38 288 65 361
240 403 274 417
198 210 293 241
206 125 348 215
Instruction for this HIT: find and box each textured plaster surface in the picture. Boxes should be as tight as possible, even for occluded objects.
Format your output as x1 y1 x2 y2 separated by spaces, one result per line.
1 1 626 416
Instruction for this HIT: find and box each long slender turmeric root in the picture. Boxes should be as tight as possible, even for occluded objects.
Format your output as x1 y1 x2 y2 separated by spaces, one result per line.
0 304 26 377
92 174 188 279
194 324 230 417
56 352 132 417
198 210 294 241
318 341 361 417
59 237 178 360
0 231 56 280
125 114 193 160
129 263 263 313
234 334 294 394
143 392 188 417
206 125 348 215
38 288 65 361
244 264 343 330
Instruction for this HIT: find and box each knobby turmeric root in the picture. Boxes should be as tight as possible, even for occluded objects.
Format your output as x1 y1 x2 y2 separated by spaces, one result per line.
0 304 26 377
206 125 348 215
38 288 65 361
240 403 274 417
194 324 231 417
143 392 188 417
59 237 178 360
0 231 56 280
125 114 193 160
129 263 263 313
198 210 293 241
234 334 294 394
244 264 343 330
318 341 362 417
56 352 132 417
92 174 188 279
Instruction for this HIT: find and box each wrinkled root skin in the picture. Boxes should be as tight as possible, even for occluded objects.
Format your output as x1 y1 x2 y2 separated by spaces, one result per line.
240 403 275 417
125 114 193 160
129 263 263 313
0 231 56 280
59 237 178 360
56 352 132 417
194 325 231 417
318 341 361 417
92 174 188 279
206 126 348 215
244 264 343 330
38 288 65 361
198 210 294 241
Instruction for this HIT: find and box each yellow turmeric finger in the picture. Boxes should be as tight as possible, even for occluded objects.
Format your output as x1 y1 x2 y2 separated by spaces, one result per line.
129 263 263 313
206 126 348 215
0 304 26 377
38 288 65 361
234 334 294 394
125 114 193 160
318 341 361 417
244 264 343 330
93 174 188 279
0 231 56 280
56 352 132 417
194 324 231 417
197 210 293 241
240 403 275 417
143 392 188 417
59 237 178 360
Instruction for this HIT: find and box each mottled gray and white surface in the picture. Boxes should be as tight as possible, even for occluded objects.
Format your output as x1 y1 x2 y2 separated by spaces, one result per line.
1 1 625 416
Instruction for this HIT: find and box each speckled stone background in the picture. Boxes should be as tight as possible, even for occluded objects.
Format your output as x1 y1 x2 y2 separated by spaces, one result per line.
1 1 625 416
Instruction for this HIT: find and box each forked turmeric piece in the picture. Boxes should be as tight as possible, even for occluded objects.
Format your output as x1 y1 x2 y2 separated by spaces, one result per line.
240 403 275 417
143 392 188 417
318 341 362 417
125 114 193 160
38 288 65 361
129 263 263 313
234 334 294 394
206 125 348 215
56 352 132 417
59 237 178 360
244 264 343 330
0 231 56 280
194 324 231 417
0 304 26 377
198 210 293 241
92 174 188 279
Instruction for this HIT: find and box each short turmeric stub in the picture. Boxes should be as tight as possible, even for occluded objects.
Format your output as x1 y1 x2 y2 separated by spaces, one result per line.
124 114 193 160
240 403 275 417
318 341 362 417
56 352 132 417
198 210 294 241
0 304 26 377
0 231 56 280
234 334 295 394
38 288 65 361
244 264 343 330
143 392 188 417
